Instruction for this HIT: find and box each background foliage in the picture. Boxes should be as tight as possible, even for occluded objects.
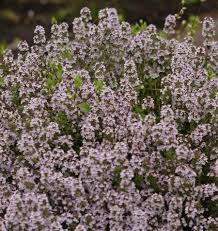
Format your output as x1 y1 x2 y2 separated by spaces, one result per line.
0 0 217 44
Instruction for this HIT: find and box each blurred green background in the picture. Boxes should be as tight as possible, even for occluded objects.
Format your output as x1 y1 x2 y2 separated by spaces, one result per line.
0 0 217 46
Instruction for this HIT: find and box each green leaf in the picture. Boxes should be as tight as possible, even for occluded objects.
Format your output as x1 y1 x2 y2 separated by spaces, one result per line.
133 174 144 190
112 166 122 188
11 85 20 105
69 93 77 100
46 77 55 89
147 175 160 192
66 86 71 94
48 61 57 70
159 30 168 39
207 63 215 80
160 149 176 161
51 17 57 24
134 85 142 92
44 62 63 94
55 111 74 135
131 19 147 35
209 89 216 99
182 0 200 6
0 76 4 87
132 105 145 118
61 50 71 59
17 155 24 162
79 102 90 114
0 41 7 56
73 75 83 89
118 14 124 23
56 64 63 79
94 79 104 93
185 15 200 37
24 181 35 190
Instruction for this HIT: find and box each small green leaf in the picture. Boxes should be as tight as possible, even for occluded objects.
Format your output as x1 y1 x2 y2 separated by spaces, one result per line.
11 85 20 105
112 166 122 188
66 86 71 94
182 0 200 6
17 155 24 162
0 42 7 56
74 75 83 89
133 174 144 190
159 30 168 39
185 15 200 37
47 77 55 88
0 76 4 87
61 50 71 59
161 149 176 161
51 17 57 25
48 61 56 70
132 105 145 118
42 208 50 218
207 63 214 80
55 111 74 135
131 19 147 35
134 85 142 92
56 64 63 79
118 14 124 23
69 93 77 100
24 181 35 190
44 63 63 94
94 79 104 93
147 175 160 192
209 89 216 99
79 102 90 113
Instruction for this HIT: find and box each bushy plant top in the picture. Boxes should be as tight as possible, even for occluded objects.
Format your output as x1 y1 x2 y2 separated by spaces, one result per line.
0 7 217 231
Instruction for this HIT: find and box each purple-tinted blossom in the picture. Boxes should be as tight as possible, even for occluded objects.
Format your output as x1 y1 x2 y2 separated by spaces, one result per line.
0 7 217 231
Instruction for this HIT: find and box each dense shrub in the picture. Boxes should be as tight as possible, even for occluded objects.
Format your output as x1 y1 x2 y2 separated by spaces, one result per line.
0 7 217 231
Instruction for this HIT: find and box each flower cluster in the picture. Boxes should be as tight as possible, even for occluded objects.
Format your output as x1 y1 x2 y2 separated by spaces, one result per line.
0 7 217 231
